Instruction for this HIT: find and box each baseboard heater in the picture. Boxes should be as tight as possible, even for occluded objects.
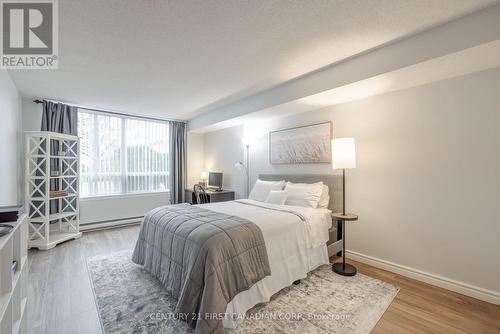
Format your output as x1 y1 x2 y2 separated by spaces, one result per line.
80 216 143 232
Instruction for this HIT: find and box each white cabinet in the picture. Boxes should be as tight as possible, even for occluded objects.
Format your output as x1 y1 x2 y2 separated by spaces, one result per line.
0 214 28 334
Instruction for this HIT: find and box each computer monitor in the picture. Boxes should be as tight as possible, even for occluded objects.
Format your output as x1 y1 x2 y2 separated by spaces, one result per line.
208 172 223 190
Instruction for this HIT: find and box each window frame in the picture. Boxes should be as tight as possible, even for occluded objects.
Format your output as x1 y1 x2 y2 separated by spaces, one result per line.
78 108 170 198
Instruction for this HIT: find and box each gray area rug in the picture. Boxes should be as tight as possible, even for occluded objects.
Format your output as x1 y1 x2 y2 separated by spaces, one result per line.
87 250 399 334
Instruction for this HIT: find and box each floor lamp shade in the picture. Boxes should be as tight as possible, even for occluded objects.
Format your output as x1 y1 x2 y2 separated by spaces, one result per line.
331 138 356 169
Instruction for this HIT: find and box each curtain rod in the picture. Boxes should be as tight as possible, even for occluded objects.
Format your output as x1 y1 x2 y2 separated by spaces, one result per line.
33 99 187 123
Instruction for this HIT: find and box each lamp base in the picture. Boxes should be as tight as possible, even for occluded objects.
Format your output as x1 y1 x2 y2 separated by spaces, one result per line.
332 262 357 276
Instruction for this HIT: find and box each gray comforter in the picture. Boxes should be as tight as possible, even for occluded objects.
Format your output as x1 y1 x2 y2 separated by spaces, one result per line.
131 203 271 334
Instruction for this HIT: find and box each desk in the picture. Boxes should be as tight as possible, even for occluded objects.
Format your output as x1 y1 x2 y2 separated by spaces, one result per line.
185 188 235 204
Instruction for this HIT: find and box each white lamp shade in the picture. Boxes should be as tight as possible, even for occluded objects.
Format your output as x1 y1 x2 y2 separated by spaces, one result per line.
242 136 252 146
331 138 356 169
200 171 207 179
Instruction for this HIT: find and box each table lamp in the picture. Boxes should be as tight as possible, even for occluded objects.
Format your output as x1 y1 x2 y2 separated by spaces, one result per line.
200 171 207 187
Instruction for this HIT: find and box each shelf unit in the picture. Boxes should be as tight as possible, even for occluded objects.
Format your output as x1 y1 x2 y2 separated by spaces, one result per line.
0 214 28 334
25 131 82 250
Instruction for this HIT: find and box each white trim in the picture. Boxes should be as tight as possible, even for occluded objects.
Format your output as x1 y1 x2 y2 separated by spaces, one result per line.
80 217 142 231
80 191 169 202
32 98 186 123
346 250 500 305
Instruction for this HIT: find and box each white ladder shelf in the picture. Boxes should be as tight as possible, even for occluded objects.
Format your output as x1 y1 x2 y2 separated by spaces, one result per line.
25 131 82 250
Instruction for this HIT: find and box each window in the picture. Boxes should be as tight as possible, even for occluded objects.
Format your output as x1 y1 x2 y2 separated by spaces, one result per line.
78 109 169 197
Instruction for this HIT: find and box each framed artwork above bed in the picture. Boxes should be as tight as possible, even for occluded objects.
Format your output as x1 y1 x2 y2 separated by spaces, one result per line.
269 121 332 164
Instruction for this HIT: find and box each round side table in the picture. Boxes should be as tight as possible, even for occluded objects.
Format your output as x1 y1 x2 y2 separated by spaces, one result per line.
331 213 358 276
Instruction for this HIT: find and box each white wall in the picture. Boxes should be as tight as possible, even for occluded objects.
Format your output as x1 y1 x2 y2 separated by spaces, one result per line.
202 126 247 198
201 67 500 303
19 98 42 204
21 97 42 133
0 71 22 207
187 132 205 188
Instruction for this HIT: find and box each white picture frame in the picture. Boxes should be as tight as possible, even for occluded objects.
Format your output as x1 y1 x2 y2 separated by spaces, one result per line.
269 122 332 164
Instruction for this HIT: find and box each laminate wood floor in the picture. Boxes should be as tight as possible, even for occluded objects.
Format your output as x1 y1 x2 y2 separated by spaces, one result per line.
27 225 500 334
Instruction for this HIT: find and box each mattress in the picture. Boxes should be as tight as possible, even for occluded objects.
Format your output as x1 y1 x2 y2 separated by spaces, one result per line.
198 199 332 329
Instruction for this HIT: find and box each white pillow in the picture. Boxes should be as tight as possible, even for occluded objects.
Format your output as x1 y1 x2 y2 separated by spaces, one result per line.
265 190 288 205
249 179 285 202
284 181 324 208
317 184 330 209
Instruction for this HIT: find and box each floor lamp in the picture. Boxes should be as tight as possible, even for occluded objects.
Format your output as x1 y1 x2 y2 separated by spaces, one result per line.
235 141 251 197
331 138 358 276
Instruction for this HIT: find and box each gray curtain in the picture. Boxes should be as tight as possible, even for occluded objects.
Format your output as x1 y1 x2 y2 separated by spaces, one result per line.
41 100 78 135
40 101 78 213
169 121 187 204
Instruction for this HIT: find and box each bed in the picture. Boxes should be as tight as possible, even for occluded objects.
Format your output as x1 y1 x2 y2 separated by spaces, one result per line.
132 174 343 333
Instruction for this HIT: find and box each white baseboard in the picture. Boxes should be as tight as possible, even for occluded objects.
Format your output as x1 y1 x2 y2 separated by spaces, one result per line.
80 217 142 232
346 250 500 305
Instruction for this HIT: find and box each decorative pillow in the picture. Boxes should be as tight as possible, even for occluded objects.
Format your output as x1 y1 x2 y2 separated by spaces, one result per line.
317 184 330 209
265 190 288 205
284 181 324 208
249 179 286 202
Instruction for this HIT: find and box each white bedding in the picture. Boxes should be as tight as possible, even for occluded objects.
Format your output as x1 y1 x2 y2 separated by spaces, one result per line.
198 199 332 329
